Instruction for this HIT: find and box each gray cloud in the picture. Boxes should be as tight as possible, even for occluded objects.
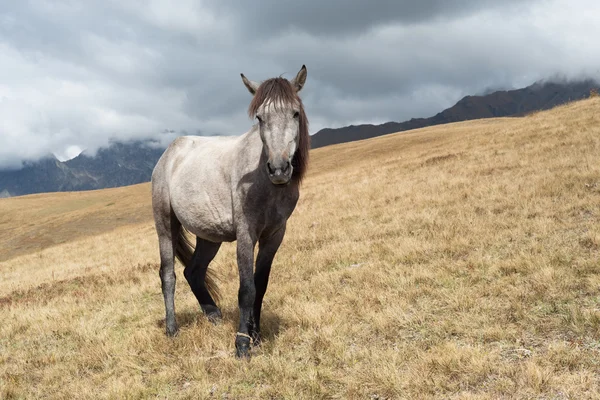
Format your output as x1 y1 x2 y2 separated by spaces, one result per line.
207 0 538 37
1 0 599 168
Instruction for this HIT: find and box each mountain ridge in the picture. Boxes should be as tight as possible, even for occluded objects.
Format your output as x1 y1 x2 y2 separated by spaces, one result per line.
1 78 598 197
309 79 599 148
0 141 165 197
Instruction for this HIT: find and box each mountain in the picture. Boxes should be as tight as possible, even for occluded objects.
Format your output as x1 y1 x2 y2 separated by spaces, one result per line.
1 79 598 197
310 79 600 149
0 141 164 197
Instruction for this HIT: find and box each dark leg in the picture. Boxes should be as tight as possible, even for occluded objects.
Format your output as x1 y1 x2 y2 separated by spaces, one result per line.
183 237 222 322
235 233 257 358
251 225 286 346
157 212 181 337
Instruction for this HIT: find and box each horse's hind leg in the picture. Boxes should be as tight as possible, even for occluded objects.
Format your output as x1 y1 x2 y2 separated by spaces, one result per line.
156 210 181 337
184 237 222 322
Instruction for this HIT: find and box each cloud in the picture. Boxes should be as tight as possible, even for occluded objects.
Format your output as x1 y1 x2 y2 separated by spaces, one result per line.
206 0 538 37
0 0 599 168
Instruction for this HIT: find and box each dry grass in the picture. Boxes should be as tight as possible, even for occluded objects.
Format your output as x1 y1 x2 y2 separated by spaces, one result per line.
1 98 600 399
0 183 152 262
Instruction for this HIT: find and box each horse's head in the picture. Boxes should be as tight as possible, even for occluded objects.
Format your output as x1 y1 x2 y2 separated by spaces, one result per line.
241 65 309 185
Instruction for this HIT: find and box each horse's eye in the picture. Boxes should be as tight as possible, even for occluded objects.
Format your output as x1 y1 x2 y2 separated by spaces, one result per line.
293 111 299 119
256 115 263 123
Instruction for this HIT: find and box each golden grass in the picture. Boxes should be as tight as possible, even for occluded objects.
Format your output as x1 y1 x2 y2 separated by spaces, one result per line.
0 184 152 262
1 98 600 399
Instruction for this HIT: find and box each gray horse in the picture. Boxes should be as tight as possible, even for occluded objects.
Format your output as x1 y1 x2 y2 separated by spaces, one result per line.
151 65 310 358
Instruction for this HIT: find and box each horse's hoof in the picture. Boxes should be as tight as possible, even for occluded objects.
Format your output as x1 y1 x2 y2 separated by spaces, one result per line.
207 312 222 325
166 325 179 337
202 305 223 324
235 347 251 359
235 337 251 359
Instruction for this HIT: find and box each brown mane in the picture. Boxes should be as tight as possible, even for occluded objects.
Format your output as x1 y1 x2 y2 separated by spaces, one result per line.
247 77 310 183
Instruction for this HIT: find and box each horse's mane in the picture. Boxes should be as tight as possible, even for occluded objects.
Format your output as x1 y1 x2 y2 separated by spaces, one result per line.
247 78 310 183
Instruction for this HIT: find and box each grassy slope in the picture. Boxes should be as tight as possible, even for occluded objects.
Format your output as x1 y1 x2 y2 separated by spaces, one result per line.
1 98 600 399
0 183 152 262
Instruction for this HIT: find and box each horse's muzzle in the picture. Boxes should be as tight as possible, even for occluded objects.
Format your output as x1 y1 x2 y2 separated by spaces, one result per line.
267 160 292 185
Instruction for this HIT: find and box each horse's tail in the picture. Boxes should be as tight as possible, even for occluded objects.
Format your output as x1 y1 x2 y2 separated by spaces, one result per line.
175 227 221 305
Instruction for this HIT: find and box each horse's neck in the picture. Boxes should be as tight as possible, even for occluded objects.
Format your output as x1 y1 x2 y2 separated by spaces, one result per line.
233 125 265 175
235 125 262 157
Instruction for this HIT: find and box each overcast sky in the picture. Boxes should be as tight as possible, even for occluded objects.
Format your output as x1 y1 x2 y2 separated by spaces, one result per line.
1 0 599 168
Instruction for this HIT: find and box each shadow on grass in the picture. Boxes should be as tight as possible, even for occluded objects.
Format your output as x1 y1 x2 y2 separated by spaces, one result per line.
155 306 283 343
220 306 282 342
155 309 202 330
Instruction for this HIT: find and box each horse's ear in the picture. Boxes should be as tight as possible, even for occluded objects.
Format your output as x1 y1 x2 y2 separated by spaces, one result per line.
241 73 259 95
291 65 307 92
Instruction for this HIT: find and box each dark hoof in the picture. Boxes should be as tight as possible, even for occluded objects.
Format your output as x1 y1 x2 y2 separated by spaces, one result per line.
166 325 179 337
201 305 223 324
235 337 251 359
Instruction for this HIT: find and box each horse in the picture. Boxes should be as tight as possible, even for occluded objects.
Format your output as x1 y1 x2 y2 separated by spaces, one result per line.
151 65 310 358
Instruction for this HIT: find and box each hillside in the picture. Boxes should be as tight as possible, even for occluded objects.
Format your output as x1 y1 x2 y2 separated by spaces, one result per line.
1 98 599 398
0 183 152 262
310 78 599 148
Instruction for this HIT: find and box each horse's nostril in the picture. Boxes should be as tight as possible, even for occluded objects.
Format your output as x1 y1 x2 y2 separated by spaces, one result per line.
267 161 290 175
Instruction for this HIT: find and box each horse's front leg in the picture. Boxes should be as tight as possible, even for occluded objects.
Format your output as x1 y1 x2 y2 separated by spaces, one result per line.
235 233 257 358
251 225 286 346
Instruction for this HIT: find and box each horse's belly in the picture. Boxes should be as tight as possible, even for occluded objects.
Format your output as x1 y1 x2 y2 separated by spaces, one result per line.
171 187 236 243
178 205 235 243
187 219 236 243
